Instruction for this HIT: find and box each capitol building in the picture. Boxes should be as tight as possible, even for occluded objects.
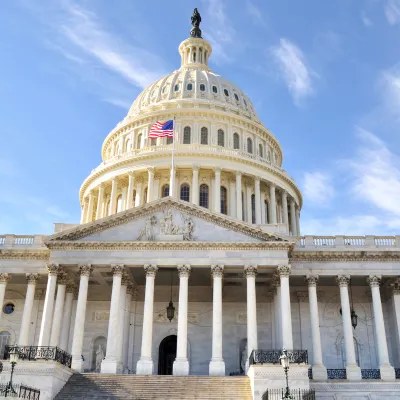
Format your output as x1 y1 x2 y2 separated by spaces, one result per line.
1 10 400 400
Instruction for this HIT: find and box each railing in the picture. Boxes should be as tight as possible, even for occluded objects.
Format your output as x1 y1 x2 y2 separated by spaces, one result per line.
262 388 315 400
327 369 346 379
375 237 396 246
13 236 34 245
395 368 400 379
297 235 399 249
0 235 46 249
0 383 40 399
308 368 313 379
361 369 381 379
249 350 308 365
4 346 72 368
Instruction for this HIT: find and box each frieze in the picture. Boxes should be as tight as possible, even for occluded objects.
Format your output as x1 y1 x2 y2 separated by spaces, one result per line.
291 250 400 262
0 250 49 260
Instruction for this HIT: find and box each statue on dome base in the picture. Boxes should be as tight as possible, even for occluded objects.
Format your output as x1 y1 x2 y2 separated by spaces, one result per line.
190 8 202 38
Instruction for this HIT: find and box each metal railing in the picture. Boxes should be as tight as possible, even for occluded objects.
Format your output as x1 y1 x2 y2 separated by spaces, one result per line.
4 346 72 368
327 369 346 379
262 388 315 400
361 369 381 379
249 350 308 365
395 368 400 379
0 383 40 399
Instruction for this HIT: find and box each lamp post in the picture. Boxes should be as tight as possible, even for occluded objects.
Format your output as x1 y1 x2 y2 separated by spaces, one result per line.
279 348 291 399
5 345 19 395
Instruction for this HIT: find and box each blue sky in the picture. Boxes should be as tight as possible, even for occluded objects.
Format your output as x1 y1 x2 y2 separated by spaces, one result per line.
1 0 400 235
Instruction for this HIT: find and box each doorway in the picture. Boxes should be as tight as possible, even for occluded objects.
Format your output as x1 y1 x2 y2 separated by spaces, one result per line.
158 335 177 375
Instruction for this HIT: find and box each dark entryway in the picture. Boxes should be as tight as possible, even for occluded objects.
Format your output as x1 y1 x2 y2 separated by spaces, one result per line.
158 335 177 375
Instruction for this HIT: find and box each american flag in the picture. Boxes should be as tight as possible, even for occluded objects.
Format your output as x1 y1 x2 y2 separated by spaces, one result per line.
149 120 174 138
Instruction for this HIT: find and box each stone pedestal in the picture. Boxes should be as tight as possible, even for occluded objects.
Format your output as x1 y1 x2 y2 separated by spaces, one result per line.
312 365 328 381
209 360 226 376
136 357 154 375
346 364 362 381
172 358 189 376
380 365 396 381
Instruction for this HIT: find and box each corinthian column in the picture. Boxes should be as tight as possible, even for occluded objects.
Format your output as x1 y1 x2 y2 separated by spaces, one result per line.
306 275 327 380
18 274 39 346
290 199 297 236
0 273 11 326
116 274 129 372
277 265 293 349
336 275 361 380
96 185 105 219
236 172 243 220
71 264 93 372
127 173 135 209
192 165 199 206
137 264 158 375
254 177 261 224
147 167 155 202
282 191 289 230
38 264 59 346
59 283 76 352
173 265 191 376
367 276 395 380
269 184 277 224
50 270 68 346
214 168 221 213
209 265 225 376
109 177 118 215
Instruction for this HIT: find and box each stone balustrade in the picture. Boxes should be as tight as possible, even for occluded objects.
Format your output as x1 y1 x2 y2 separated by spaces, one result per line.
297 235 400 248
0 235 47 249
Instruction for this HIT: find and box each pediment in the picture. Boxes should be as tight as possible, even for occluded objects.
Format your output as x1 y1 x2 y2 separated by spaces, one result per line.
45 198 293 247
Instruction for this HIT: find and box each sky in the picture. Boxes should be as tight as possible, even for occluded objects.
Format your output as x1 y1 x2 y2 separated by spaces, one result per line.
1 0 400 236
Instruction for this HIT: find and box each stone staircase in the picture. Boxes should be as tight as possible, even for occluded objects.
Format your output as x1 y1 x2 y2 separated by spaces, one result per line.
54 374 253 399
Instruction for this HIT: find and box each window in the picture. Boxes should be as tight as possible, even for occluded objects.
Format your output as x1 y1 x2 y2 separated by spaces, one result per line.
224 89 229 96
199 184 209 208
218 129 225 147
200 84 206 92
183 126 191 144
220 187 227 215
137 134 142 149
201 127 208 145
162 184 170 198
180 184 190 202
116 195 123 213
233 133 240 149
212 85 218 94
259 144 263 157
0 332 10 359
167 137 173 145
151 138 157 146
247 138 253 154
3 303 14 315
187 83 193 91
264 200 269 224
234 93 239 101
174 83 180 91
243 98 247 106
251 194 256 224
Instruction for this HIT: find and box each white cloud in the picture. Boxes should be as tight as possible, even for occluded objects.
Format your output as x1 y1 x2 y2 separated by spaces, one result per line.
303 172 334 205
271 39 316 105
379 67 400 120
385 0 400 25
246 1 266 26
361 11 373 27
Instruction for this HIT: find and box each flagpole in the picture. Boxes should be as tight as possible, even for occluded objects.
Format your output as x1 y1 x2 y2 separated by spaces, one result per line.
169 117 176 197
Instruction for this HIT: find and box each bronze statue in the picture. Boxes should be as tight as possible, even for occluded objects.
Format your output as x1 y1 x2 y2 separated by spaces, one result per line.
190 8 202 38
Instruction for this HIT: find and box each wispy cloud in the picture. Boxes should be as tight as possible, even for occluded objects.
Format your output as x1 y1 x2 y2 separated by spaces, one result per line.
303 172 334 206
271 39 316 105
385 0 400 25
246 1 266 26
379 66 400 121
361 11 373 27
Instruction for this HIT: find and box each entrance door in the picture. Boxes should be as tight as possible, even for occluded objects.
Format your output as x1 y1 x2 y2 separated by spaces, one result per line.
158 335 177 375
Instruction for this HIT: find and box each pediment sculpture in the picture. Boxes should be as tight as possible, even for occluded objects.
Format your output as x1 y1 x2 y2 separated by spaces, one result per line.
137 210 195 241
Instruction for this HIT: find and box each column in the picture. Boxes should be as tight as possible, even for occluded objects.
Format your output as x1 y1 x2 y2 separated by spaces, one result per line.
295 207 301 236
147 167 155 203
137 264 158 374
121 187 128 211
128 287 138 373
116 274 128 372
306 276 327 380
18 274 39 346
246 184 252 223
236 172 242 220
390 279 400 364
38 264 59 346
367 276 395 380
127 173 135 209
260 192 266 224
280 191 288 230
59 283 76 352
101 264 125 373
269 184 277 224
135 179 143 207
229 178 236 218
80 199 88 224
214 168 221 213
109 177 118 215
277 265 293 349
244 265 258 370
96 185 105 219
336 275 361 380
86 191 94 223
71 264 93 372
173 264 191 376
192 165 199 205
50 270 68 346
169 167 176 198
290 198 297 236
254 177 261 224
123 284 134 373
209 265 225 376
272 276 282 348
0 274 10 326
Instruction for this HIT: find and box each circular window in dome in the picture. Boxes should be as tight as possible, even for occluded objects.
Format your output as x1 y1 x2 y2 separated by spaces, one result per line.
224 89 229 97
3 303 14 315
200 84 206 92
187 83 193 91
212 85 218 94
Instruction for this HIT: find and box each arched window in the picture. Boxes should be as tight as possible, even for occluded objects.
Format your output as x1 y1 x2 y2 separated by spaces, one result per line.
167 136 173 145
251 194 256 224
234 93 239 101
220 186 227 215
201 127 208 145
199 184 209 208
259 144 263 157
218 129 225 147
162 184 170 198
247 138 253 154
0 332 10 359
116 195 123 213
224 88 229 97
187 83 193 91
137 134 142 149
125 138 132 152
233 133 240 149
212 85 218 93
200 84 206 92
174 83 180 91
143 188 148 204
183 126 191 144
180 184 190 202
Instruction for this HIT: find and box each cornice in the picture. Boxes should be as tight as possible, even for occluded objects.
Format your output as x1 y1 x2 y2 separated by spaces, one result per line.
291 250 400 262
0 249 50 260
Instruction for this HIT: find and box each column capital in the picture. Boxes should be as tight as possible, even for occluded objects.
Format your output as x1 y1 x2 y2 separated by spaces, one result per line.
79 264 93 277
0 273 11 284
66 283 77 294
236 171 242 177
111 264 125 276
192 164 200 172
336 275 350 287
269 182 276 189
26 273 40 284
98 183 105 190
367 275 381 288
121 272 131 286
46 263 60 276
277 264 291 277
177 264 191 278
144 264 158 277
58 271 69 284
128 171 135 178
211 264 224 278
306 275 319 287
254 176 260 183
147 167 155 174
112 176 119 183
244 264 258 278
214 167 222 173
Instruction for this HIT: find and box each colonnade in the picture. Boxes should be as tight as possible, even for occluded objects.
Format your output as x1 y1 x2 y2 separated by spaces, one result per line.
81 167 301 236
